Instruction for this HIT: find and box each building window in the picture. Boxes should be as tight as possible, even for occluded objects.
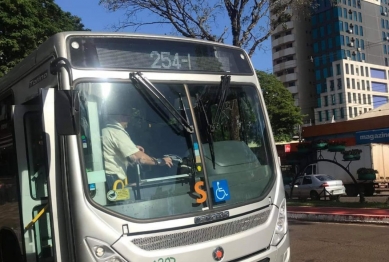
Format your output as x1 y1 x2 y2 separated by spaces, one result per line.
337 6 342 17
324 96 329 106
340 107 345 118
370 68 386 79
363 94 366 104
323 68 328 78
357 81 360 90
353 93 357 103
358 12 362 22
336 64 341 75
330 80 335 91
362 80 365 90
332 109 337 120
349 107 353 118
314 43 319 53
337 78 342 89
367 81 370 90
339 93 343 104
316 83 322 94
347 78 350 88
368 95 371 104
332 94 336 105
327 23 333 35
325 110 329 121
364 108 367 113
316 70 321 80
346 64 349 74
360 66 364 76
320 26 325 37
348 92 351 103
360 26 363 36
351 64 354 75
371 82 388 92
358 93 361 104
318 111 322 122
354 107 358 117
352 79 355 89
373 95 389 108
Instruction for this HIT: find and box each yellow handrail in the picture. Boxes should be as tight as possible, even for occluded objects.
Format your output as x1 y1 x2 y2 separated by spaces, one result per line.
24 204 49 231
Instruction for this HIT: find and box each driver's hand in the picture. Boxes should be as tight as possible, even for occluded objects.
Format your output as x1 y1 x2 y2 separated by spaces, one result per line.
163 157 173 167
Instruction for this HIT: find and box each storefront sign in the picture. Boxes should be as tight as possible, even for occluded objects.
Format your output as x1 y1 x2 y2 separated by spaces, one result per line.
355 128 389 144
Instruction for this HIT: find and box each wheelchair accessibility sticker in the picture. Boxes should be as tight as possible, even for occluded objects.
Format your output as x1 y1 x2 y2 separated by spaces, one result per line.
212 180 230 202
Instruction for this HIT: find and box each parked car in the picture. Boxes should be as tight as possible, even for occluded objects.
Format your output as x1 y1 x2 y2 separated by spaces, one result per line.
285 174 346 200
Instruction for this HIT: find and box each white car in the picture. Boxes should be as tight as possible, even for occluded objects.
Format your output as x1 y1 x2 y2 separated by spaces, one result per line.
285 174 346 200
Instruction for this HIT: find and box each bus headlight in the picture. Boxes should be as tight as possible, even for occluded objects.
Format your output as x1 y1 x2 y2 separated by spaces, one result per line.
271 198 288 246
86 237 127 262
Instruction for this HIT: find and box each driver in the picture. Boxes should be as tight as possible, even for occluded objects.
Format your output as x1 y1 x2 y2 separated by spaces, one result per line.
102 95 173 190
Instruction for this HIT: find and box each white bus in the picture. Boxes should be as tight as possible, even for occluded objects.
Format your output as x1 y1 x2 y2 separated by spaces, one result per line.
0 32 289 262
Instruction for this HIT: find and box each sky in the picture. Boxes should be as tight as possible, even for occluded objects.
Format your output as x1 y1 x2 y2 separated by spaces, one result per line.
55 0 273 73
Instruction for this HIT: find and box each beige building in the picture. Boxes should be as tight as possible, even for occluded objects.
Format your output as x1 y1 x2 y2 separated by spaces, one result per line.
271 10 317 125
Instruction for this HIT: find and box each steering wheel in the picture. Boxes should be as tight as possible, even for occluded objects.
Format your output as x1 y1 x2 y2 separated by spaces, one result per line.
163 154 183 163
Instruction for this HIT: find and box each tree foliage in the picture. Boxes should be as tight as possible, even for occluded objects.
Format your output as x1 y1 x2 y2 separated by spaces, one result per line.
0 0 89 77
99 0 316 56
257 70 304 142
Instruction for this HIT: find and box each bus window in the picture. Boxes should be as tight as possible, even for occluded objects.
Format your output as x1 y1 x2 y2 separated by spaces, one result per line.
190 84 275 206
25 112 48 199
77 82 204 219
0 96 18 215
25 112 53 261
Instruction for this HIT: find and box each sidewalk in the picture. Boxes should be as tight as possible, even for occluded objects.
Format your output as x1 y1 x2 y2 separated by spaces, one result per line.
287 206 389 224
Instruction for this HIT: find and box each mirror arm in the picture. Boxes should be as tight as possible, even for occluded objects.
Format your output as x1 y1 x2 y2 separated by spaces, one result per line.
50 57 73 88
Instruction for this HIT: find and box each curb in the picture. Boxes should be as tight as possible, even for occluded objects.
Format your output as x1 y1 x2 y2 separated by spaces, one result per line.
288 212 389 225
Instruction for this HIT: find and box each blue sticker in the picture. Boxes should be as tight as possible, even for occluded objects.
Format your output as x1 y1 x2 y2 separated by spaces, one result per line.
212 180 231 202
89 183 96 190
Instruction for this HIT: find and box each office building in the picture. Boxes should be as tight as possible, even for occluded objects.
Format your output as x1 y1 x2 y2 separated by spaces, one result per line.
271 0 389 125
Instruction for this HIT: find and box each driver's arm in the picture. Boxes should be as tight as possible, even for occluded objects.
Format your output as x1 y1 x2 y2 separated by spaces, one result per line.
128 151 173 167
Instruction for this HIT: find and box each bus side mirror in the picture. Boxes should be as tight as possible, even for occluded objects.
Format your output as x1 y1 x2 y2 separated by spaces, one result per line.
55 90 80 135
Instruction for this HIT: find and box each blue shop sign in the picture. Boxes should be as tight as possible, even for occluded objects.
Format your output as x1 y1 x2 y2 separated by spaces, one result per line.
355 128 389 144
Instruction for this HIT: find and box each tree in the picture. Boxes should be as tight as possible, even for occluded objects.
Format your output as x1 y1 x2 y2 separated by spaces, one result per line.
0 0 89 77
99 0 316 57
256 70 304 142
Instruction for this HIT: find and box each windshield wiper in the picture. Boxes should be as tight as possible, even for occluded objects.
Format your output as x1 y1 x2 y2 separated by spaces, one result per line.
213 75 231 129
197 94 216 169
130 72 194 133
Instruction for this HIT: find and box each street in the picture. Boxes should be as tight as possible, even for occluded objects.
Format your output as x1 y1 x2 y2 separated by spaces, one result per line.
289 220 389 262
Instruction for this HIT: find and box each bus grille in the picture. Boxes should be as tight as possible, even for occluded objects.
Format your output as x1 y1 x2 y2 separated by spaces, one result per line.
131 209 271 251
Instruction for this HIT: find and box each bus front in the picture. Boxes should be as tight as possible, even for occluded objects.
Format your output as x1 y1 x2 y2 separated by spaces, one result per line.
63 33 289 262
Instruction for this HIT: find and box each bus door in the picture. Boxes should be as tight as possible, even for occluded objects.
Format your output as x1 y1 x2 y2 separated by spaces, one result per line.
13 97 54 262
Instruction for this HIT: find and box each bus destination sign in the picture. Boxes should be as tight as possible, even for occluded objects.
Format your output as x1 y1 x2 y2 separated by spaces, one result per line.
68 36 253 75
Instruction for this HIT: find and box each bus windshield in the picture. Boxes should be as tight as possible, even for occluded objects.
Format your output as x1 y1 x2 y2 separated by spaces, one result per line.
77 80 275 220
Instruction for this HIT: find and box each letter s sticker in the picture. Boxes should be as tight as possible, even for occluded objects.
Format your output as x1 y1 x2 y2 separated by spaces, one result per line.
194 181 207 203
